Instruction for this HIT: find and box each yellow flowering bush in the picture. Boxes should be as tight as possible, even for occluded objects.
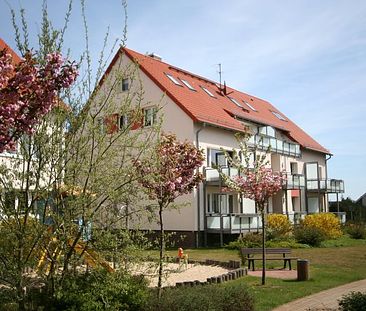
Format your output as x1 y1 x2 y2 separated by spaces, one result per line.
266 214 293 240
302 213 342 239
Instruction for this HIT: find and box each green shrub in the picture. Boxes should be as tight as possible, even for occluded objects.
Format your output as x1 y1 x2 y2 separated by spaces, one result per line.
345 223 366 239
294 226 326 247
145 281 254 311
52 270 149 311
226 232 262 250
338 291 366 311
266 239 310 249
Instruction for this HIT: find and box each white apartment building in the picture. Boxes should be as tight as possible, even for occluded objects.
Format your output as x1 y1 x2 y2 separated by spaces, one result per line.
94 47 345 247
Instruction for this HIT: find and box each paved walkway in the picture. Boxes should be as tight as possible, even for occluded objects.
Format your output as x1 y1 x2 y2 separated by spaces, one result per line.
272 279 366 311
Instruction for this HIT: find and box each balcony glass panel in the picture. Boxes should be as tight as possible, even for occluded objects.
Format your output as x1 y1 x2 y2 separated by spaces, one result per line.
222 216 231 229
295 145 300 155
284 174 305 189
269 138 277 150
300 175 305 187
262 137 270 148
319 180 326 189
290 144 296 154
205 169 220 181
206 216 221 229
307 180 318 190
277 140 283 151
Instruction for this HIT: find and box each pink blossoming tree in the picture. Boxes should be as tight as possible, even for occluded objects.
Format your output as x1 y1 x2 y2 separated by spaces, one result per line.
135 133 205 297
0 48 78 153
220 132 286 285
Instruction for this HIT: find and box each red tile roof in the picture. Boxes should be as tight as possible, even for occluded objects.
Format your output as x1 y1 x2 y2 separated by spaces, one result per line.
0 38 21 64
107 47 330 154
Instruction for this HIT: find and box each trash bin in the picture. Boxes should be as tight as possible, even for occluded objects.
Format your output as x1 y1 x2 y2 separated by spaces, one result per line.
297 259 309 281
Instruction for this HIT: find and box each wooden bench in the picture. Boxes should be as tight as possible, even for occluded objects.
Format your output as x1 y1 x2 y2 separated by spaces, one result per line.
240 248 297 271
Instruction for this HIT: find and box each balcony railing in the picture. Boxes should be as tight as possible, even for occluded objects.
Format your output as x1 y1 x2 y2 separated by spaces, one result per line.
204 167 238 183
306 179 345 193
206 213 262 233
248 134 301 158
283 173 305 189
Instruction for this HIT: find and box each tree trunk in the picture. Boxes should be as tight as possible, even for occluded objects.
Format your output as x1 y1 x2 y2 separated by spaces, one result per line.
157 203 164 299
261 208 266 285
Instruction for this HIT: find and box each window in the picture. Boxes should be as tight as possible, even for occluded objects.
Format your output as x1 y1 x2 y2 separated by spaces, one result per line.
201 86 216 98
290 162 298 174
143 107 157 127
180 79 196 91
165 73 182 86
207 193 234 214
121 78 129 91
228 97 244 108
97 117 106 133
272 111 286 121
243 100 257 111
259 126 275 137
208 148 233 167
119 114 128 129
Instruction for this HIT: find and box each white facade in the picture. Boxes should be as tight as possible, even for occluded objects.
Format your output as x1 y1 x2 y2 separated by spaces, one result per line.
83 49 345 246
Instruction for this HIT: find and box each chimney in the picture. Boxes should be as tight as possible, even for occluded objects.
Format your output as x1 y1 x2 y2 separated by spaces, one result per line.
147 52 162 61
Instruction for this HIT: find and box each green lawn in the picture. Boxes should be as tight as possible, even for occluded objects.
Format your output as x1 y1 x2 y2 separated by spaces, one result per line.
164 237 366 311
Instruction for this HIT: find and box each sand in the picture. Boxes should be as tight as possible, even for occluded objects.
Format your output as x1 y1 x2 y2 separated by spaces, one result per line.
129 262 231 287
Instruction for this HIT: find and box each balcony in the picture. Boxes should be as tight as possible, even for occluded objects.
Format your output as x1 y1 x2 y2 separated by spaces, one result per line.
306 179 345 193
206 213 262 233
249 134 301 158
204 167 238 184
283 173 305 189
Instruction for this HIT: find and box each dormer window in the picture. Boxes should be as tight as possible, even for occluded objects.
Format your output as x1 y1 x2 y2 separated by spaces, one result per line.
272 111 286 121
122 78 129 91
180 79 196 91
201 86 216 98
259 126 276 137
165 73 182 86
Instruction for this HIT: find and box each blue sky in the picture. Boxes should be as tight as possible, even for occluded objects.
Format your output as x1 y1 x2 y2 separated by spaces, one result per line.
1 0 365 200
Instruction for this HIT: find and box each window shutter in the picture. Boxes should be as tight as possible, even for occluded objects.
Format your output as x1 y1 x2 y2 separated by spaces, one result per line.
104 114 119 134
131 118 143 130
130 109 143 130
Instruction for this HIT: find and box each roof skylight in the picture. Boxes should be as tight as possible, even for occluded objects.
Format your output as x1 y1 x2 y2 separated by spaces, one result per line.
272 111 286 121
165 73 182 86
229 97 244 108
243 100 257 111
201 86 216 98
180 79 196 91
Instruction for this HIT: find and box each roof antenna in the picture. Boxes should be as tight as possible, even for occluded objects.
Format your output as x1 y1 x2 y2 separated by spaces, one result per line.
217 64 230 95
217 63 222 90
